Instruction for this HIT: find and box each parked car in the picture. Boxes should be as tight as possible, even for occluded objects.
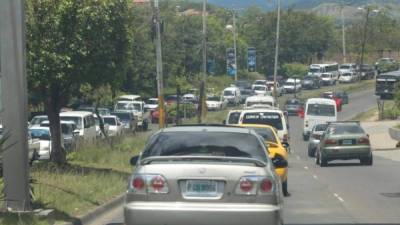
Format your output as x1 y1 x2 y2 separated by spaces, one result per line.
94 115 109 138
252 85 270 96
322 92 343 112
284 98 303 116
266 81 284 96
29 127 63 160
283 78 301 93
358 64 376 80
60 111 97 141
144 98 159 111
251 79 267 89
238 124 290 196
334 91 349 105
316 121 373 166
40 120 78 151
111 111 137 133
125 125 284 225
103 115 124 137
239 89 256 104
339 72 357 83
321 73 336 86
206 95 227 111
77 106 111 116
182 94 198 104
301 76 321 89
339 63 357 74
375 58 399 74
223 86 241 106
29 115 48 128
114 100 150 130
307 123 328 157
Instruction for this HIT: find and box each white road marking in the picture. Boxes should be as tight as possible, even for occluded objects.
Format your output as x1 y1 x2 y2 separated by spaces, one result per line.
304 166 309 170
296 155 301 160
333 193 345 203
334 193 339 198
338 197 345 202
312 174 318 179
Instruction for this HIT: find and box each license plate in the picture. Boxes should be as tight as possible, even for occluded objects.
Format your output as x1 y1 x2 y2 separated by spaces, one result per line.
186 180 217 195
342 139 353 145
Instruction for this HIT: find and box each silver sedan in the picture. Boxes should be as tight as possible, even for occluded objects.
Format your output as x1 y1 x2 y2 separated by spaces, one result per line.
124 125 285 225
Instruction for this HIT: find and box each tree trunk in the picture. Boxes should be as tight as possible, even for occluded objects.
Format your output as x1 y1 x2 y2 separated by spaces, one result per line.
45 94 66 165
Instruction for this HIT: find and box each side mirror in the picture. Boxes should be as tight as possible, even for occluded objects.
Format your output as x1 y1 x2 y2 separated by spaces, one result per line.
130 155 139 166
282 143 290 152
272 156 288 168
73 129 80 136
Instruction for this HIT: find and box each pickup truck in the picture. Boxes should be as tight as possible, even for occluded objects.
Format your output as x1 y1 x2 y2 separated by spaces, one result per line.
114 100 150 130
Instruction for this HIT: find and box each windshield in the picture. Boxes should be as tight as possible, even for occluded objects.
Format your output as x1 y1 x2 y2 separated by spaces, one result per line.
304 76 313 80
285 82 295 85
115 102 140 111
286 99 300 105
207 96 220 101
242 112 283 130
328 124 364 135
112 113 131 121
247 101 272 107
104 117 116 125
253 86 266 91
30 129 50 140
142 132 268 163
321 74 331 78
60 116 83 129
251 127 277 143
340 65 350 69
146 99 158 105
342 73 351 76
241 90 253 95
307 104 335 117
31 117 48 125
255 81 265 85
224 90 234 96
314 124 328 132
309 68 320 73
228 112 241 124
61 124 73 135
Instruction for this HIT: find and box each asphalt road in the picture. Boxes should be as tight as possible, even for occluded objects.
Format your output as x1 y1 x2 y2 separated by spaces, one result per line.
94 88 400 225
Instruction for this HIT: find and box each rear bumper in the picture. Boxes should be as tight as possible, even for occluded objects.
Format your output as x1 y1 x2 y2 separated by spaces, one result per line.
322 146 371 160
124 201 283 225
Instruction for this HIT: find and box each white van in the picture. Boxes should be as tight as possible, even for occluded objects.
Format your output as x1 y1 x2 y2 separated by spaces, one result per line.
223 87 241 106
60 111 97 141
303 98 337 140
239 108 289 144
245 95 276 109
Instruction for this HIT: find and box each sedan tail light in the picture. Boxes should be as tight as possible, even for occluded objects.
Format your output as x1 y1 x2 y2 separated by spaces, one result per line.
130 174 169 194
325 139 337 145
357 137 370 145
236 176 274 195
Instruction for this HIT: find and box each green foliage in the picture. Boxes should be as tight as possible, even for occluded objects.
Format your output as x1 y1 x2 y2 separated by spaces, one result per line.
281 63 308 78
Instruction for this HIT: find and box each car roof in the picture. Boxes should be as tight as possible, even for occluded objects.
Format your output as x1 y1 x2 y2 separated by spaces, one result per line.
33 115 48 118
60 111 93 117
29 127 50 131
306 98 336 105
103 115 118 118
246 95 274 101
118 95 141 100
159 125 254 134
241 108 283 114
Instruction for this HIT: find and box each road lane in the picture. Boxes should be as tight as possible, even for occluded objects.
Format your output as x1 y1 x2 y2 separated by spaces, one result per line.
285 88 400 224
100 87 400 225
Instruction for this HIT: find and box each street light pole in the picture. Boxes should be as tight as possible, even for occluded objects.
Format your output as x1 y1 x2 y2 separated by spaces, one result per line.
233 11 238 82
154 0 165 128
273 0 281 102
341 4 347 63
198 0 207 123
359 7 371 82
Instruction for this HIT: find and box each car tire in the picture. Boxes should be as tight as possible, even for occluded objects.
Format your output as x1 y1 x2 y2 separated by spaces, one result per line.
361 155 373 166
303 134 309 141
320 153 328 167
142 121 148 131
315 151 320 165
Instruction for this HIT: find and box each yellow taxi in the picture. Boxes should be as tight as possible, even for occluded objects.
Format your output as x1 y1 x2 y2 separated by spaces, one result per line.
238 124 290 196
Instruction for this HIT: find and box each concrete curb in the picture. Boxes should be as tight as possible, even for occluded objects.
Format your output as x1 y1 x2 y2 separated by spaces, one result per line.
60 193 125 225
374 148 400 151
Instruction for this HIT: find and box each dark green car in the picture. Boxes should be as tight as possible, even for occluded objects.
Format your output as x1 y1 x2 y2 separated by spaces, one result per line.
316 122 372 167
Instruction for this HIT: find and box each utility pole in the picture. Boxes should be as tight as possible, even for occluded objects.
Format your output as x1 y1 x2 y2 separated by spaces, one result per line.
154 0 165 128
198 0 207 123
0 0 31 211
359 7 371 82
273 0 281 101
341 4 347 63
233 11 238 82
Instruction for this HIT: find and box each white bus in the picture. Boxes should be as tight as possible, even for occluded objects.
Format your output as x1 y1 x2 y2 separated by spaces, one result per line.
308 63 339 78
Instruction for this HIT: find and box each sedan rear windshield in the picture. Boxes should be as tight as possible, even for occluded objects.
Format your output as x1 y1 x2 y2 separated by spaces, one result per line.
224 90 234 96
104 117 116 125
242 112 283 130
328 125 364 135
142 132 268 163
253 86 266 91
307 104 335 117
252 128 277 143
112 113 131 121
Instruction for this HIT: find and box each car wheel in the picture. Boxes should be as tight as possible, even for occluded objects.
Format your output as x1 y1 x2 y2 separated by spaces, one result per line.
303 133 309 141
142 121 148 131
361 155 373 166
320 153 328 167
